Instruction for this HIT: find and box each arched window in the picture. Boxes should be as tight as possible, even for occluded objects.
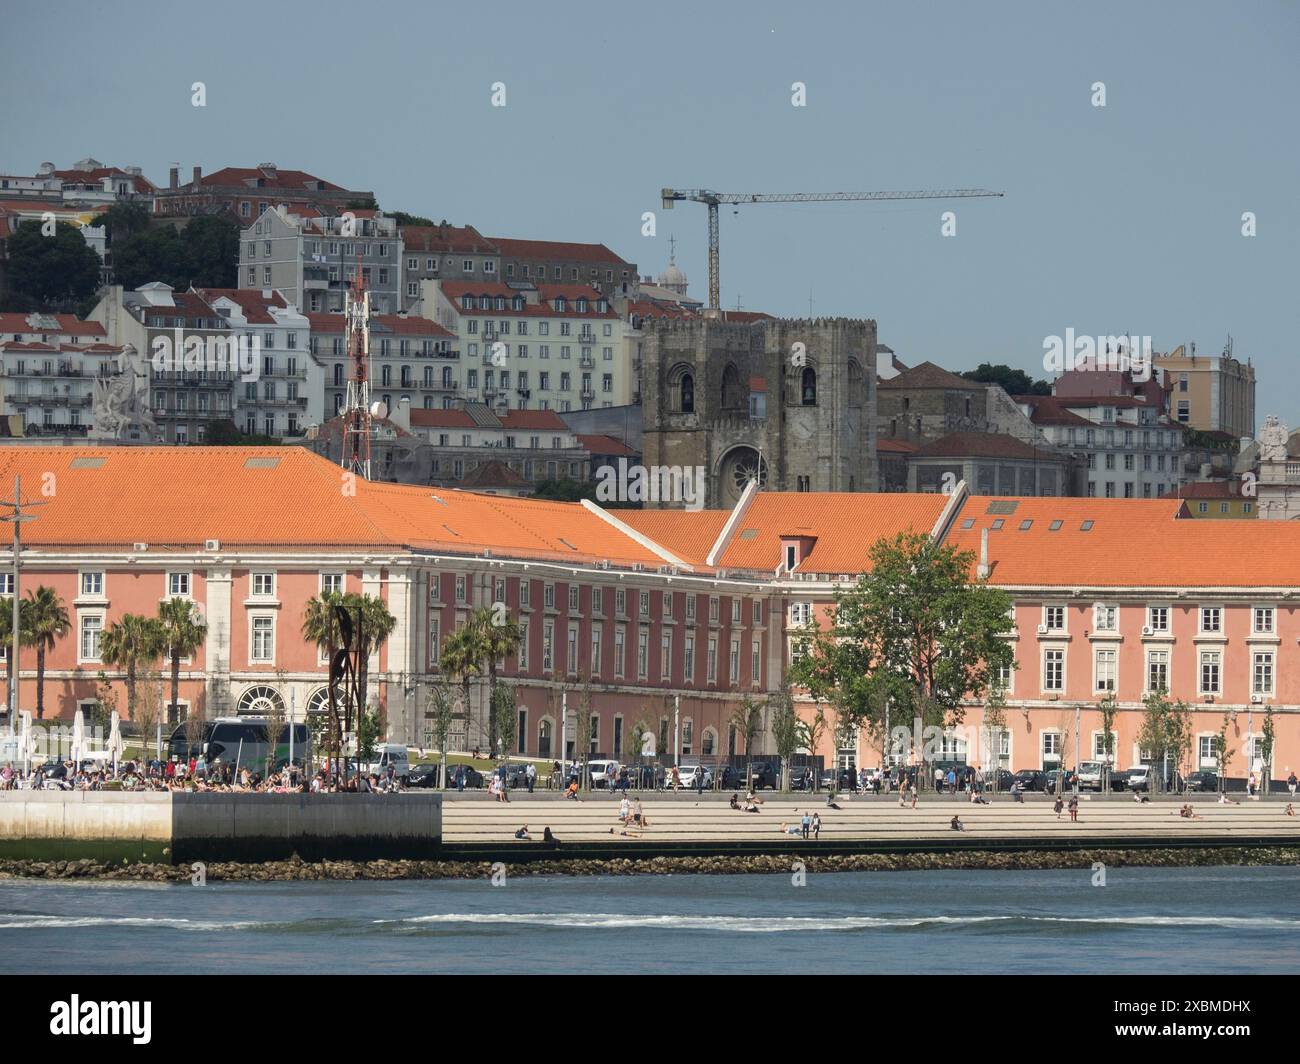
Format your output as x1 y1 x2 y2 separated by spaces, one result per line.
847 360 863 407
680 372 694 413
538 717 553 758
801 366 817 406
702 728 717 757
237 685 284 716
720 362 743 410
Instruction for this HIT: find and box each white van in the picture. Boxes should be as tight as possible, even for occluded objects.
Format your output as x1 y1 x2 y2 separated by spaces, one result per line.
365 743 411 780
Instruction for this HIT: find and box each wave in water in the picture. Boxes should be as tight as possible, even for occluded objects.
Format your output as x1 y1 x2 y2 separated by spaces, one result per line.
378 912 1300 934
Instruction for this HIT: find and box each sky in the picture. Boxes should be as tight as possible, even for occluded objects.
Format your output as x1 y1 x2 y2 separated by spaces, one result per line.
3 0 1298 428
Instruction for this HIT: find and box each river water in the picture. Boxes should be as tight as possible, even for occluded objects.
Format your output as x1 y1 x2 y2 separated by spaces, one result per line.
2 866 1297 973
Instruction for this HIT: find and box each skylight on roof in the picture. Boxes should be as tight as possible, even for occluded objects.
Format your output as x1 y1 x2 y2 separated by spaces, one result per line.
1019 519 1033 530
70 457 105 469
959 518 975 529
244 457 280 469
1080 520 1094 531
740 529 759 540
1049 520 1063 531
986 500 1019 515
991 519 1005 530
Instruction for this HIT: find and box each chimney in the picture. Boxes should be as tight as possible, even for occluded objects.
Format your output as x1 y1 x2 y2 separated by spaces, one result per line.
192 165 202 185
394 396 411 433
169 166 179 189
976 528 991 580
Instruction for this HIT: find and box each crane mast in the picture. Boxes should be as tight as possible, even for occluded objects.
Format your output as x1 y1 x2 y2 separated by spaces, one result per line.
341 261 373 480
660 187 1004 312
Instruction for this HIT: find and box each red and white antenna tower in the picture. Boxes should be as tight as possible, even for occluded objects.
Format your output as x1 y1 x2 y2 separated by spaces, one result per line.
341 255 374 480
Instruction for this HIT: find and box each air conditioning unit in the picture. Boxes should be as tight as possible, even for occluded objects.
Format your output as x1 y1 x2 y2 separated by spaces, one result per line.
1036 624 1048 635
1141 625 1153 636
1251 694 1263 704
204 538 220 551
1048 693 1059 701
133 542 149 552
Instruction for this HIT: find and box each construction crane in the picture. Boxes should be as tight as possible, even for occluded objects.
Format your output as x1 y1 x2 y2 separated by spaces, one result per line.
660 187 1005 312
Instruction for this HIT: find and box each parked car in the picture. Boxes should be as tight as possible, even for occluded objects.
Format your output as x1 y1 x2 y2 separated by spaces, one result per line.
1184 769 1219 793
675 762 712 789
407 762 442 788
747 762 780 790
1012 769 1047 792
714 765 744 790
1044 769 1078 795
1075 761 1106 792
788 767 815 791
502 762 534 789
448 764 485 789
1107 767 1136 792
586 760 621 789
981 768 1015 792
1126 765 1152 793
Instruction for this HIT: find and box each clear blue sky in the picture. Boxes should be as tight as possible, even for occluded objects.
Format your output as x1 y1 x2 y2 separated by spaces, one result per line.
4 0 1297 427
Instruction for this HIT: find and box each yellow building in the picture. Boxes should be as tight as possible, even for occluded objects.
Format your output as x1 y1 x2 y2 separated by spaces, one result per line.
1155 345 1255 438
1160 480 1256 518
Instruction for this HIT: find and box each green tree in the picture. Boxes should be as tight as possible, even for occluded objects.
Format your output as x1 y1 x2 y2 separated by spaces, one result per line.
479 606 523 753
388 210 436 227
728 695 764 789
202 419 279 446
440 621 486 749
342 593 396 723
1215 712 1235 794
5 220 102 309
180 215 239 287
983 683 1011 791
1137 691 1192 793
110 225 188 291
493 683 518 759
0 596 33 720
1097 693 1119 794
91 202 152 247
768 681 805 792
24 586 70 721
790 531 1015 785
573 677 596 789
156 597 207 724
358 707 382 763
100 613 163 722
424 678 456 788
1261 706 1277 797
961 362 1052 396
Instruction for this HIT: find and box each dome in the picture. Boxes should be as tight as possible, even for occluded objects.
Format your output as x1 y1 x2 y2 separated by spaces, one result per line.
657 262 686 287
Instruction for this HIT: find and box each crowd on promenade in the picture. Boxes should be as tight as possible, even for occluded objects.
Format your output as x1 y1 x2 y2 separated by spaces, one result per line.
0 755 410 795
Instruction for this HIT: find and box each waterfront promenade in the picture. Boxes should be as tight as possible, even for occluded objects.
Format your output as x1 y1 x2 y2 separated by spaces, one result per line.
441 792 1300 847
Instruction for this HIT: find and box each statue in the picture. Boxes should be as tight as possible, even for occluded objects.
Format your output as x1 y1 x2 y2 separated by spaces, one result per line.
91 344 158 442
1259 415 1289 463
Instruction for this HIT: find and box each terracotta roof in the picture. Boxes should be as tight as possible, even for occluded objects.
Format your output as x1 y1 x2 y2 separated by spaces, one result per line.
616 509 731 567
438 282 617 319
875 437 919 453
577 434 638 457
488 238 630 266
409 408 476 430
305 312 453 338
194 166 345 192
458 459 530 489
400 225 498 256
878 361 982 391
0 313 105 338
499 409 569 432
197 288 289 325
914 432 1052 461
1018 395 1096 427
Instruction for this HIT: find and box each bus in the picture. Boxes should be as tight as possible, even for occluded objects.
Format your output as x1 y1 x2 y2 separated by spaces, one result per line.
167 716 311 772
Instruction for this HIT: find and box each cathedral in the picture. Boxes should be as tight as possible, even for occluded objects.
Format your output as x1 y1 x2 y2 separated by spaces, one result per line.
640 314 878 508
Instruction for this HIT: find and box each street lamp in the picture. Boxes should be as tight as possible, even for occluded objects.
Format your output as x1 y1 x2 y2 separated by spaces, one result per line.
0 475 47 735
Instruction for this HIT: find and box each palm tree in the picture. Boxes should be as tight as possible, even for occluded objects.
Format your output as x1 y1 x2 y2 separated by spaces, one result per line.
302 591 347 769
478 606 522 754
100 613 162 722
156 597 207 724
440 621 485 751
346 593 396 722
0 596 32 721
24 586 70 721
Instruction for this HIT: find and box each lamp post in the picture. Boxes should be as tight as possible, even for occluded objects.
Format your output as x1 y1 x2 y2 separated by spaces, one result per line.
0 476 46 735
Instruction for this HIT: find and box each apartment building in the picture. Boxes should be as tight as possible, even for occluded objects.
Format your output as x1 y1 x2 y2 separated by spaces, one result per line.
305 310 456 421
154 163 370 222
0 313 121 437
1155 344 1256 438
399 225 500 309
199 289 319 438
489 237 637 299
420 279 625 413
240 205 403 315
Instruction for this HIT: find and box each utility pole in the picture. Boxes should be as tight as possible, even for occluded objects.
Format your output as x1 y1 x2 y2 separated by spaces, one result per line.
0 476 46 734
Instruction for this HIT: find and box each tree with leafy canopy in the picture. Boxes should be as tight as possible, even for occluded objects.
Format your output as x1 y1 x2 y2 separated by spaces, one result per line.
1137 690 1192 793
1096 693 1119 795
768 681 806 792
5 221 102 309
155 598 207 726
573 676 596 790
1215 711 1235 794
982 683 1011 792
493 682 518 759
1261 706 1276 797
728 695 765 789
424 678 456 788
961 362 1051 396
789 531 1015 788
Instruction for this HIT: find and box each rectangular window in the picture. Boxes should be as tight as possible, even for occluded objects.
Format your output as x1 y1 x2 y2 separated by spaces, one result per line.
751 639 761 684
1253 652 1274 696
544 583 555 609
637 629 649 679
614 626 626 678
568 585 580 613
1200 606 1221 634
517 620 529 671
427 612 441 669
1147 606 1169 633
587 623 601 675
520 580 531 608
1199 650 1221 695
707 636 718 683
455 574 467 604
80 571 104 597
591 587 603 615
685 595 696 622
542 622 554 673
661 631 672 680
251 572 274 597
1043 648 1064 691
790 602 812 626
616 588 626 616
730 638 740 683
684 633 695 682
1044 605 1065 631
639 590 650 619
1254 607 1275 634
168 572 191 597
662 591 673 618
1093 604 1117 631
1095 648 1116 692
567 625 578 675
79 614 103 662
709 597 719 624
1147 649 1169 694
251 616 274 662
322 572 344 596
1042 732 1062 766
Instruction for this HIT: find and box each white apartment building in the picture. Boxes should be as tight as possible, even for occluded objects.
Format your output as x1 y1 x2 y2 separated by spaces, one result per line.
419 278 628 413
0 312 122 437
200 289 320 438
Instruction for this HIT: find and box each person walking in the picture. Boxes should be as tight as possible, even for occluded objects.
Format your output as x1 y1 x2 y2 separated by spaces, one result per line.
1288 770 1297 799
811 812 822 840
1068 795 1079 822
1053 795 1065 819
526 763 536 794
800 811 811 839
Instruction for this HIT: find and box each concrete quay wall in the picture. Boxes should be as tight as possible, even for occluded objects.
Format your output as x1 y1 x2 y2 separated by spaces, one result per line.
0 792 443 864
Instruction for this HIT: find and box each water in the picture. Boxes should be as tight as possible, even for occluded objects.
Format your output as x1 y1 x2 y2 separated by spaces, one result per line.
2 866 1297 973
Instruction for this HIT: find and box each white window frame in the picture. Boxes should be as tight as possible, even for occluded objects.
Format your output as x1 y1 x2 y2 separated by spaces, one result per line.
250 614 276 665
167 571 192 598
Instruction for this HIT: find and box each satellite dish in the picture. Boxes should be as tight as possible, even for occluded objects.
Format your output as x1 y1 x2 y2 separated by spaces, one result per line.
370 400 388 420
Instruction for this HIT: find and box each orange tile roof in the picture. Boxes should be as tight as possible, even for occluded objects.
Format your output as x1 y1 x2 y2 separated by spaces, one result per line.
488 238 630 266
617 510 730 567
0 314 105 338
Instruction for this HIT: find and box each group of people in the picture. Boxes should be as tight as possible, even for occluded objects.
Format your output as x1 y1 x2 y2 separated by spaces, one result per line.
778 811 822 839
